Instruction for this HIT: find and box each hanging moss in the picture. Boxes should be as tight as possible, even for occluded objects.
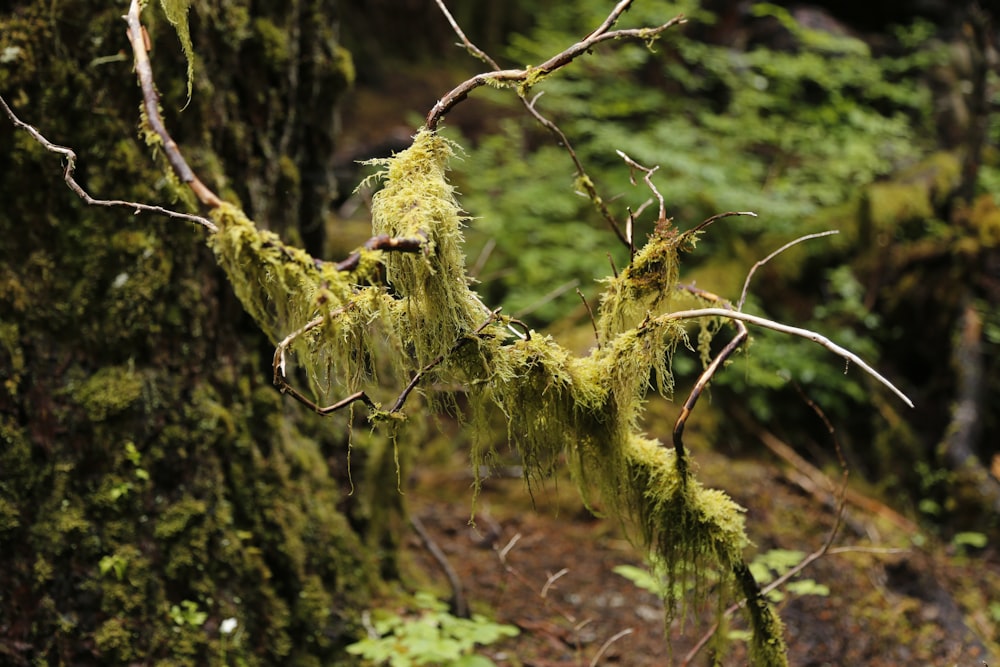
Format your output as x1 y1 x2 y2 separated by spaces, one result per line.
208 127 786 660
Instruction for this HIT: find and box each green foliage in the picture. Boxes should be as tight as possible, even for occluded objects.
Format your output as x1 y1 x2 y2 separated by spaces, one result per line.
453 0 938 333
170 599 209 627
345 593 519 667
613 563 662 595
748 549 830 603
951 531 988 553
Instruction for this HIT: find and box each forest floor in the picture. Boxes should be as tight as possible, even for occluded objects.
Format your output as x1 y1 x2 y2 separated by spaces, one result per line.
402 412 999 666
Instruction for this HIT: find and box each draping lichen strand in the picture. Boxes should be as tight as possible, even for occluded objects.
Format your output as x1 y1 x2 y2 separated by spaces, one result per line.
208 203 390 402
597 229 683 342
369 130 486 367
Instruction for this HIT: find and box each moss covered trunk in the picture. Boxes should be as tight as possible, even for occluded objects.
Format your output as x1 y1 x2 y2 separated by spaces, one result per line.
0 2 380 664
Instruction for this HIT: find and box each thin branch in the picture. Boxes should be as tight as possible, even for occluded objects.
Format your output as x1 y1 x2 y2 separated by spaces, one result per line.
673 325 748 474
331 234 426 272
432 1 632 248
616 150 667 224
432 0 500 69
651 308 914 408
426 7 685 129
590 628 634 667
125 0 222 209
410 513 468 618
738 230 839 311
271 311 379 414
524 93 629 247
576 288 601 350
540 568 569 598
685 210 757 238
388 308 501 413
0 94 218 232
497 533 522 564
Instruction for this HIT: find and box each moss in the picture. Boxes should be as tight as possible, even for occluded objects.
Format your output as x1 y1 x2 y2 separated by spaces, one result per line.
93 617 137 662
0 321 24 396
70 365 145 422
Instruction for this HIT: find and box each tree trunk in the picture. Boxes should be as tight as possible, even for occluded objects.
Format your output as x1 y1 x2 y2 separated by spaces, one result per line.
0 2 380 664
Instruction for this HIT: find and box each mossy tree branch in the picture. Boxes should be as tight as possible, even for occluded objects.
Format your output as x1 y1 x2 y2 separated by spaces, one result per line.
425 1 686 131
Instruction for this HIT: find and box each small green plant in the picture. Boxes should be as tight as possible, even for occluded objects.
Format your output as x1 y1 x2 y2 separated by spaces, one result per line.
345 592 519 667
748 549 830 603
951 531 988 555
98 553 129 582
169 600 208 627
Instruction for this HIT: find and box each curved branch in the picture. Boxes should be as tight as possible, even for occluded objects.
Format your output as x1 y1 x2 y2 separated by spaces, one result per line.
426 5 685 129
124 0 222 209
0 94 218 232
653 307 914 408
272 311 379 415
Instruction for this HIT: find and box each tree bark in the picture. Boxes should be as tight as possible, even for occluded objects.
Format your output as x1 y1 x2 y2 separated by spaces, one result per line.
0 2 380 664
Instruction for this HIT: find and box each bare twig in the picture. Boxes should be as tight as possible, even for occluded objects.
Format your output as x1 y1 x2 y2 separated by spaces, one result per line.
426 5 685 129
685 210 757 238
671 286 748 476
388 308 502 413
432 1 632 247
576 288 601 350
652 307 914 408
432 0 499 69
524 93 630 247
616 150 667 224
410 513 468 618
497 533 522 564
0 94 218 232
590 628 634 667
540 568 569 598
272 311 379 414
737 230 839 311
125 0 222 209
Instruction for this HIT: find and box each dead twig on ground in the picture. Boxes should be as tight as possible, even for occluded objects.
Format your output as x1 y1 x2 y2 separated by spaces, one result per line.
410 513 468 618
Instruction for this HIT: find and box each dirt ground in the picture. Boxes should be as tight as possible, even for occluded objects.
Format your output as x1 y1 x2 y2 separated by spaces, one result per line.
404 442 999 666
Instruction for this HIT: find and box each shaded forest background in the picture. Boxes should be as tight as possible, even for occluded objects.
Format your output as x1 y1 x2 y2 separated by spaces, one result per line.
1 0 999 664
